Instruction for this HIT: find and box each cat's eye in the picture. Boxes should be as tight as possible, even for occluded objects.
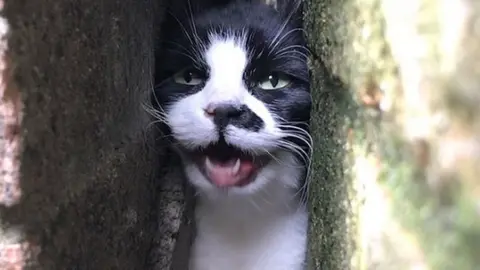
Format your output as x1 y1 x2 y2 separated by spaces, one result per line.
173 69 204 85
257 72 291 90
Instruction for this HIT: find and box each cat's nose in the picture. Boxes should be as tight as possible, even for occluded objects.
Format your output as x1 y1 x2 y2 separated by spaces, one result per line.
204 103 246 129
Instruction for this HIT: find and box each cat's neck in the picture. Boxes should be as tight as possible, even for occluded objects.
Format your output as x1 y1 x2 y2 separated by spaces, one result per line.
197 178 301 220
190 163 308 270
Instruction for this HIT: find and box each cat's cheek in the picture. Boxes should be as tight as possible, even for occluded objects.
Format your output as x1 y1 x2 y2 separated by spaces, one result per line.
223 93 282 151
225 126 281 152
184 162 215 192
243 94 277 131
166 94 218 149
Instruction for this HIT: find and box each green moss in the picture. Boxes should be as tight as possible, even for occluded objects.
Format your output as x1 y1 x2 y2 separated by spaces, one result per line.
306 0 480 268
304 0 358 268
306 63 353 270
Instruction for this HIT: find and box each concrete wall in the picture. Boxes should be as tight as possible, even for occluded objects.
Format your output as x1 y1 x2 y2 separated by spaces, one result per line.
0 0 166 268
306 0 480 268
304 0 354 269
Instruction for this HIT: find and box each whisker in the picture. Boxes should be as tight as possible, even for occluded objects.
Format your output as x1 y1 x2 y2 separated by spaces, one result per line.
271 121 314 207
186 0 208 55
273 53 309 63
274 44 310 55
270 28 305 53
263 147 305 169
165 48 204 67
166 8 206 65
268 0 303 52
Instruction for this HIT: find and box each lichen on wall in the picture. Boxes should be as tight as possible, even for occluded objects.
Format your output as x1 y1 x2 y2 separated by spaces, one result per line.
304 0 356 269
304 0 480 268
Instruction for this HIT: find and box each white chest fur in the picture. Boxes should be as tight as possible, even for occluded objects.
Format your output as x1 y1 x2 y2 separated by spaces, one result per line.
189 184 308 270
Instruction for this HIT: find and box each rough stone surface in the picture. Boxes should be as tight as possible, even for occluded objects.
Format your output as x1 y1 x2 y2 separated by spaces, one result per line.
304 0 355 269
0 0 168 269
304 0 480 268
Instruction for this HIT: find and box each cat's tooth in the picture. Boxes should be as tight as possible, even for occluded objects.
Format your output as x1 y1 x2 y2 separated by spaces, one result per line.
205 157 214 171
232 158 241 174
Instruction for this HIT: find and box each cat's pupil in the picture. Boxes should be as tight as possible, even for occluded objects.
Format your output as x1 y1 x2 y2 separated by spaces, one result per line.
184 71 193 83
268 74 279 87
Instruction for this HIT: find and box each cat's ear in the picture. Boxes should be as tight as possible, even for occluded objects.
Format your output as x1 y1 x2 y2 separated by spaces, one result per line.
274 0 305 28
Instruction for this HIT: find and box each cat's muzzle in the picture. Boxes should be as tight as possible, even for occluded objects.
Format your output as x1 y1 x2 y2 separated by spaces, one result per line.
189 140 271 188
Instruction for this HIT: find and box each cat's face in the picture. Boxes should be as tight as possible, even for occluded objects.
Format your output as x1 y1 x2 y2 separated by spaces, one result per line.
153 1 311 196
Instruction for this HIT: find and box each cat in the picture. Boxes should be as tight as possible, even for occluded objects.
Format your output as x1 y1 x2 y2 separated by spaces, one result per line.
151 1 312 269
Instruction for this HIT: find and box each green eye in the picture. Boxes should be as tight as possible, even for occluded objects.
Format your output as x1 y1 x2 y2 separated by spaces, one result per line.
173 69 204 85
257 72 291 90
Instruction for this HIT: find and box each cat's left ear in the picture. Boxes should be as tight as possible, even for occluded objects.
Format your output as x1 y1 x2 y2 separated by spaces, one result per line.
273 0 305 28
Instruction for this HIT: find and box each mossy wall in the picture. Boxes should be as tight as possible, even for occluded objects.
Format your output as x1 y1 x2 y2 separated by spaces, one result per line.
0 0 165 268
304 0 356 269
305 0 480 269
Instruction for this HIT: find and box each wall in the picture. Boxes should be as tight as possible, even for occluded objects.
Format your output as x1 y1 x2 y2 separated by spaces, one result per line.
306 0 480 268
305 0 355 269
0 0 165 268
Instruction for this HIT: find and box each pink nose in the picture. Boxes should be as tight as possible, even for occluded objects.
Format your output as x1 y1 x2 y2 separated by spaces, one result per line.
203 103 246 129
204 103 243 117
204 103 216 116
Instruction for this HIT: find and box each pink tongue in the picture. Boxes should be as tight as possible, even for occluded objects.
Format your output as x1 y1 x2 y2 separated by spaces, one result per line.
205 158 254 187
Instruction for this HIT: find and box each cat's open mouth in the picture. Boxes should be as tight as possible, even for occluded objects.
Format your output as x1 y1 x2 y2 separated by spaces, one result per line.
190 141 271 188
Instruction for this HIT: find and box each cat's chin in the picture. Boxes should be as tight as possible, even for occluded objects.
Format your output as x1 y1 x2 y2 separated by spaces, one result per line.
183 141 272 188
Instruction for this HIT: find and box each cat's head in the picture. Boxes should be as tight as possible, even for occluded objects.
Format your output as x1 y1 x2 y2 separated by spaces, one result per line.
152 0 311 196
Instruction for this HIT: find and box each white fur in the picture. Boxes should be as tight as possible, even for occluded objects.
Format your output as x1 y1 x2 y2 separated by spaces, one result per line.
166 34 308 270
188 152 307 270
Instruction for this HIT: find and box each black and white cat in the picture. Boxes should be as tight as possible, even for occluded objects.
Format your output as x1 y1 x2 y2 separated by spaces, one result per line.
152 1 312 269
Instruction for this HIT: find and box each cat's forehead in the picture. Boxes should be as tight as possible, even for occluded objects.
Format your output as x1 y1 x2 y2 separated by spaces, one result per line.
205 34 247 75
190 3 301 55
161 2 308 81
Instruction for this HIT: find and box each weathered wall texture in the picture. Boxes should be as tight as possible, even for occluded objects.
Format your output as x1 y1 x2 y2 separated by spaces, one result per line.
304 0 355 269
305 0 480 268
0 0 166 269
